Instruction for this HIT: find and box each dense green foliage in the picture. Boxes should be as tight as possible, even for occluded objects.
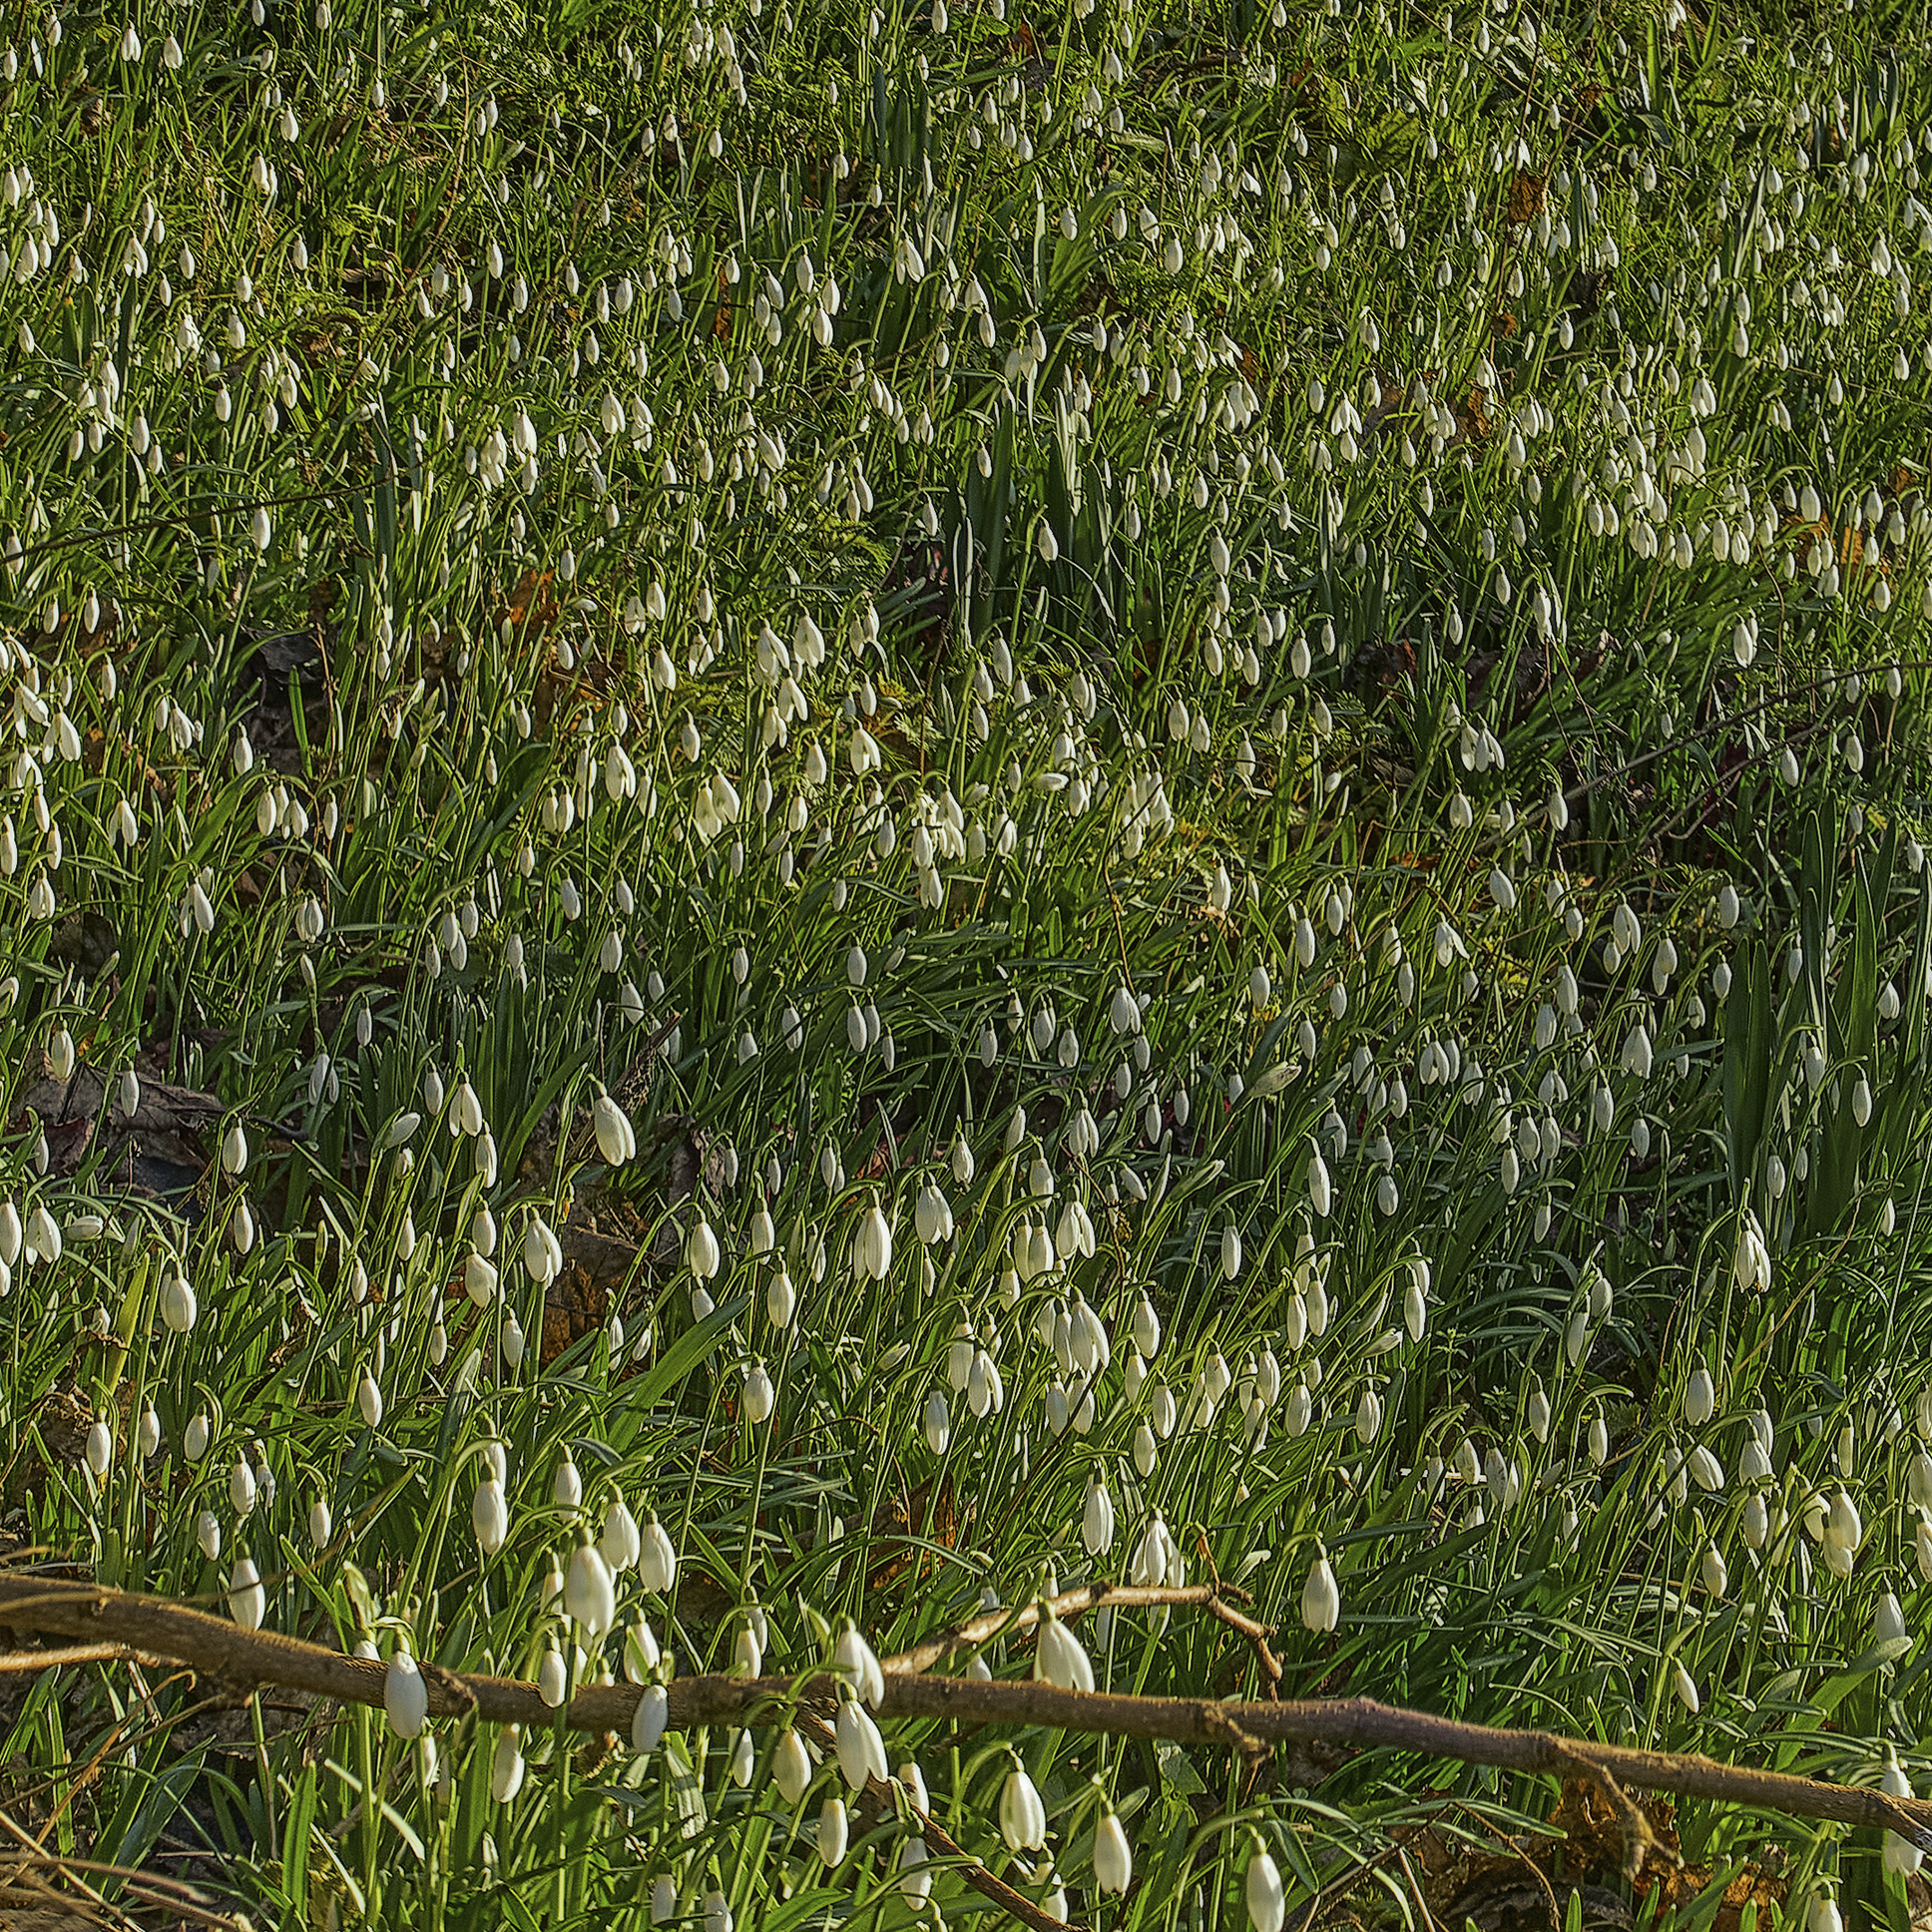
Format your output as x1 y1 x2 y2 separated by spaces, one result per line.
2 0 1932 1924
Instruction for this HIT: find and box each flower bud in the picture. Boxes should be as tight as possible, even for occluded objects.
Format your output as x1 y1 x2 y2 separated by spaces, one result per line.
1301 1547 1340 1633
1247 1849 1286 1932
385 1649 430 1736
632 1683 669 1754
773 1727 813 1805
1000 1765 1048 1850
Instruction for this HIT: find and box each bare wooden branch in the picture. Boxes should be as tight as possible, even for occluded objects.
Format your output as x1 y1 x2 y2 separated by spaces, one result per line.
877 1580 1233 1677
5 1571 1928 1862
0 1644 171 1674
795 1709 1081 1932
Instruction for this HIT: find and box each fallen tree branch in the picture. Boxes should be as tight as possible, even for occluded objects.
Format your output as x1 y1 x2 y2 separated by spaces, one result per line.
5 1572 1929 1860
0 1644 171 1674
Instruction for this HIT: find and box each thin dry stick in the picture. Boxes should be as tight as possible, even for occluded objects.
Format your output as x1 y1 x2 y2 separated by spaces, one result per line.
0 1848 240 1931
7 1574 1932 1857
0 1645 170 1674
912 1803 1076 1932
794 1708 1080 1932
0 1807 143 1932
878 1580 1238 1676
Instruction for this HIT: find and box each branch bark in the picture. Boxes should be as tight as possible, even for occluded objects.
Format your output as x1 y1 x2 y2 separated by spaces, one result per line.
4 1572 1928 1860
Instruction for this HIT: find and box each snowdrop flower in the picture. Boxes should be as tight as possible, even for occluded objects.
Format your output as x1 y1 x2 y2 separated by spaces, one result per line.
1671 1660 1700 1714
594 1091 637 1164
1734 1211 1770 1293
818 1794 850 1865
1082 1473 1116 1555
1000 1762 1048 1849
473 1477 509 1556
834 1691 890 1788
1247 1847 1286 1932
491 1726 526 1801
623 1614 662 1683
687 1218 722 1279
1882 1753 1922 1873
632 1683 669 1753
1684 1364 1715 1427
835 1622 886 1705
1808 1894 1844 1932
1875 1592 1910 1656
566 1538 617 1635
639 1514 678 1593
854 1195 893 1280
228 1557 264 1631
773 1728 813 1804
742 1359 776 1423
386 1647 430 1736
1094 1808 1133 1893
598 1496 641 1572
1033 1606 1095 1691
1301 1545 1340 1633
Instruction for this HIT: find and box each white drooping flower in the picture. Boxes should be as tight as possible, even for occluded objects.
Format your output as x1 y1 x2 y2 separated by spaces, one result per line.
600 1497 641 1572
639 1514 678 1593
1734 1210 1771 1293
742 1358 775 1423
1093 1809 1133 1894
491 1725 526 1802
1082 1472 1117 1556
632 1683 670 1754
834 1693 890 1789
1000 1764 1048 1850
1247 1848 1286 1932
818 1795 850 1866
835 1622 886 1706
854 1195 893 1280
228 1556 265 1631
687 1218 723 1279
623 1615 661 1683
1683 1363 1715 1426
593 1091 637 1164
1882 1752 1923 1874
385 1647 430 1737
1300 1546 1340 1633
1671 1660 1700 1714
773 1727 813 1805
472 1477 509 1555
565 1539 617 1635
915 1182 954 1244
1034 1608 1095 1691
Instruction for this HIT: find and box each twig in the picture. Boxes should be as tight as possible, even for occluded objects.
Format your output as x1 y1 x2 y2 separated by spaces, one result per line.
0 1848 240 1930
911 1802 1080 1932
1451 1798 1566 1930
795 1708 1081 1932
1552 1741 1670 1882
7 1575 1932 1855
0 1645 172 1673
0 1809 144 1932
1203 1595 1284 1696
879 1580 1233 1676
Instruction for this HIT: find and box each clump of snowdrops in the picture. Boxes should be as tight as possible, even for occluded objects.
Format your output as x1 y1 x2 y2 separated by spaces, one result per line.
2 0 1932 1921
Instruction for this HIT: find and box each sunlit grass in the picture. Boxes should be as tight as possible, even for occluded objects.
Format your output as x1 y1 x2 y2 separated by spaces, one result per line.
1 0 1931 1924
